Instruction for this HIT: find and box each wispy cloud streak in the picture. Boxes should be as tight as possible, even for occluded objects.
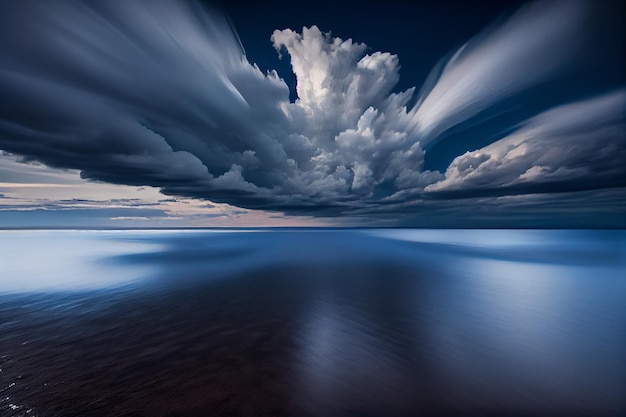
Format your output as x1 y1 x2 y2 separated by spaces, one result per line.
413 0 593 145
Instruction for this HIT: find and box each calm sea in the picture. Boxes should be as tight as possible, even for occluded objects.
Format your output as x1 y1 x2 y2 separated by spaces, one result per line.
0 229 624 416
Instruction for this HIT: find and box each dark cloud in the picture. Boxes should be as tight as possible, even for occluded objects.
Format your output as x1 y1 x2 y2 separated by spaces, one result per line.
358 188 626 228
0 0 624 225
53 198 165 207
420 90 626 199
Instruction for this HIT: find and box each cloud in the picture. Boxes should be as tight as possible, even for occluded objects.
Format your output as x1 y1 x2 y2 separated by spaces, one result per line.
0 207 171 228
411 0 613 145
0 1 432 212
0 0 623 224
358 188 626 228
0 0 288 206
424 90 626 197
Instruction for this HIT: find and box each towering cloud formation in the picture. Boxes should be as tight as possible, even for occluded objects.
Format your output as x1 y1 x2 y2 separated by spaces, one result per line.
0 0 623 220
269 26 437 205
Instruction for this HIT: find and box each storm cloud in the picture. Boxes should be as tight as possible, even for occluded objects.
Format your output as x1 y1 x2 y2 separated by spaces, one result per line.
0 0 624 220
422 90 626 198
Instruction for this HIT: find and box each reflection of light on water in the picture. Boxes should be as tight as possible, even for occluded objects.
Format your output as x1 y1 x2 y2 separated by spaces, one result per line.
366 229 546 247
451 259 567 378
1 373 34 416
295 296 407 411
297 297 370 401
0 231 160 293
468 258 562 331
364 229 610 251
429 255 626 409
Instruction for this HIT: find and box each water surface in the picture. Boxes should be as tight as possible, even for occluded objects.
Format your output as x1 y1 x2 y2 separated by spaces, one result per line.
0 229 624 416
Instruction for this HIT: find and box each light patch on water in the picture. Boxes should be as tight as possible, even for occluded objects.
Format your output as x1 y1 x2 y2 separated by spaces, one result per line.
0 230 162 293
364 229 623 253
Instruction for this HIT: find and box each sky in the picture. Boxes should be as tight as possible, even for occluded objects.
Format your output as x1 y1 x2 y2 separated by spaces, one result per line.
0 0 624 228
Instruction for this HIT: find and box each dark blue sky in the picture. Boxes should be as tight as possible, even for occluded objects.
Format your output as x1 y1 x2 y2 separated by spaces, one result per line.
218 0 526 100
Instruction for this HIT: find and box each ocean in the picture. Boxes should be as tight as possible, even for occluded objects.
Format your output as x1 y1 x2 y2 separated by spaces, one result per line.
0 229 624 416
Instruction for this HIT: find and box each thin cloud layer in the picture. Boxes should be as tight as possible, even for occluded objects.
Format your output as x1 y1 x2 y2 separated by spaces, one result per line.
0 0 624 223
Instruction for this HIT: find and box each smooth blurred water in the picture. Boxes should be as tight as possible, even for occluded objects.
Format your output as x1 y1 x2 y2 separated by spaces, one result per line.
0 229 624 416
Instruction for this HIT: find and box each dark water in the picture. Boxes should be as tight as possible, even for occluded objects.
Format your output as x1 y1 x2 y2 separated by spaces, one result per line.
0 229 624 417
